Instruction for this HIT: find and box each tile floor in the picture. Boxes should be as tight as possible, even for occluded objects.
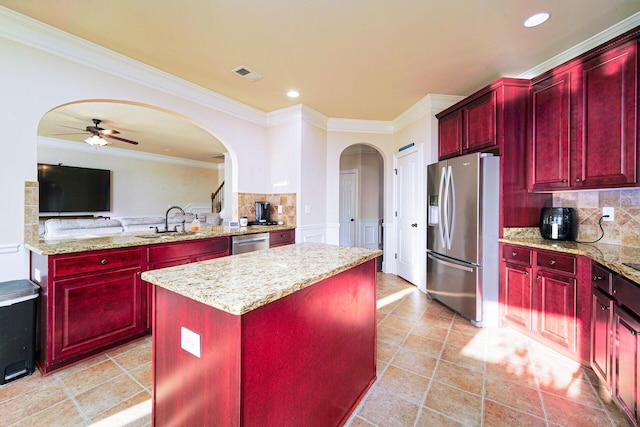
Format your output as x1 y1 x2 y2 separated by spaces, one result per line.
0 273 631 426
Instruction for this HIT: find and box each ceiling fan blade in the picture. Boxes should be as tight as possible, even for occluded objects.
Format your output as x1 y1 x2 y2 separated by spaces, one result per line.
52 132 88 136
99 128 120 135
57 125 86 131
105 134 139 145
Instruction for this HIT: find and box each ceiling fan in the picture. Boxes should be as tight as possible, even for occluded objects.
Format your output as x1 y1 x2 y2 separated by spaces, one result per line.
54 118 139 146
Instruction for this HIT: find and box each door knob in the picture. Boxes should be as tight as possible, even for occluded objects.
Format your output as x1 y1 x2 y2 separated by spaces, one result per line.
411 223 418 227
350 219 354 222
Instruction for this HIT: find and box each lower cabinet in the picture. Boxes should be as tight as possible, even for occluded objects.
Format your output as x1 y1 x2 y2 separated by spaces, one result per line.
592 261 640 427
269 229 295 247
500 243 590 362
31 247 146 374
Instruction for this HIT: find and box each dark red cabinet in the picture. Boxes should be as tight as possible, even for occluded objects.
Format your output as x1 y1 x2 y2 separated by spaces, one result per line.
500 244 589 362
438 109 463 159
530 40 639 191
592 288 614 389
615 306 640 427
269 229 295 248
31 247 145 374
463 90 498 153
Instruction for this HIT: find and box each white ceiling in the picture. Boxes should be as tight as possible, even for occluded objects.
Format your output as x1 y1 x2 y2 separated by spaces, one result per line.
3 0 640 160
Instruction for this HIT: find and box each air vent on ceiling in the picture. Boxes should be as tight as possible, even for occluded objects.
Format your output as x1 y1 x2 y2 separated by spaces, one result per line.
232 65 263 81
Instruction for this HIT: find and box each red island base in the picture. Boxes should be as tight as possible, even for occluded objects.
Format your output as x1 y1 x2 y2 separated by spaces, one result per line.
152 259 377 426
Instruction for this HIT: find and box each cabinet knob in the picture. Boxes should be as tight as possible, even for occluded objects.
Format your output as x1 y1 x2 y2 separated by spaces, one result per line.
601 304 609 311
549 260 556 265
524 271 529 276
562 179 567 183
575 178 581 182
100 259 108 265
512 251 517 257
593 275 604 281
631 330 639 336
536 275 541 279
411 223 418 228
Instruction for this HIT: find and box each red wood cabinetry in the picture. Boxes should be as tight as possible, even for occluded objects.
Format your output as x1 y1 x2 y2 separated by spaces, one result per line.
437 79 551 231
31 247 145 374
615 305 640 427
269 229 295 248
144 237 230 330
500 244 590 362
530 39 639 191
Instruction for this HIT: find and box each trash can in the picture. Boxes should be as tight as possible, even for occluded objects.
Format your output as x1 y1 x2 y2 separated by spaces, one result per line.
0 280 39 384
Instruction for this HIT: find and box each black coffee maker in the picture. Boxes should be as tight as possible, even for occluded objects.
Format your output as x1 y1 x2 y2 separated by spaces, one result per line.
253 201 273 224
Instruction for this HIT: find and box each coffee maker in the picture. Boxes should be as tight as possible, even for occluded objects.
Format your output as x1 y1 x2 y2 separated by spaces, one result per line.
251 201 275 225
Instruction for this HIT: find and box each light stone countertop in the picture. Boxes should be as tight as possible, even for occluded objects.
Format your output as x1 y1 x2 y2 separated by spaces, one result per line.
25 225 294 256
501 228 640 283
141 243 382 315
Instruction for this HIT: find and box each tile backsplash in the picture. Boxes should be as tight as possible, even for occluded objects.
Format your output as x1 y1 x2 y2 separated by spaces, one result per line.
553 189 640 247
24 181 39 244
237 192 296 226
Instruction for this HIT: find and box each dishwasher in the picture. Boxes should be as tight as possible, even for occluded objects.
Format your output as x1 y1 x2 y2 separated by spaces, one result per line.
231 232 270 255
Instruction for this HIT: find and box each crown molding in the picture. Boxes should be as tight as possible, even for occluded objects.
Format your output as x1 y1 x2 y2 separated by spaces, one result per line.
393 94 466 131
0 6 267 126
326 118 394 134
38 137 221 170
518 11 640 78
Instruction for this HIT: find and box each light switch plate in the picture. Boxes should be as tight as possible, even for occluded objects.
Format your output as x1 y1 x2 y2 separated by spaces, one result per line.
602 207 614 222
181 327 201 358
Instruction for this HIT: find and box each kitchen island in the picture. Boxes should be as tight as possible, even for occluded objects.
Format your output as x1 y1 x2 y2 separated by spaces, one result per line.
141 243 381 427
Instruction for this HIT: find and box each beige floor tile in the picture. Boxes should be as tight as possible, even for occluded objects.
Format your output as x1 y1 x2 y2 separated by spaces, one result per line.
74 374 146 418
90 390 151 426
542 391 614 426
483 399 546 427
418 312 454 329
485 375 545 417
52 353 109 380
113 340 152 371
424 381 483 426
379 313 418 332
402 333 444 357
441 342 486 372
11 398 87 427
416 407 465 426
377 365 430 404
377 324 409 346
61 359 125 396
539 376 604 410
411 322 449 342
392 347 438 378
433 360 484 395
129 362 153 389
345 415 377 426
377 340 399 363
0 370 58 403
0 380 68 425
356 387 420 427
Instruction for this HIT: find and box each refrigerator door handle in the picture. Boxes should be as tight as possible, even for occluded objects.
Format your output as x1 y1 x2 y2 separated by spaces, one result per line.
427 252 474 273
438 166 447 248
448 165 456 250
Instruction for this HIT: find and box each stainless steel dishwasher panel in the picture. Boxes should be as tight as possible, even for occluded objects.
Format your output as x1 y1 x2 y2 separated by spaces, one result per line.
231 233 270 255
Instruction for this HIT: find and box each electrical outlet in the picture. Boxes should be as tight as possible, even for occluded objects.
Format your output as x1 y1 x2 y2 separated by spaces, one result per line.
277 205 283 214
181 327 201 358
602 207 614 222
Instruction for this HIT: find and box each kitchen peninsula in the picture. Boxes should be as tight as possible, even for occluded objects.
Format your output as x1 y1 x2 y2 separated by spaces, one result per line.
141 243 381 427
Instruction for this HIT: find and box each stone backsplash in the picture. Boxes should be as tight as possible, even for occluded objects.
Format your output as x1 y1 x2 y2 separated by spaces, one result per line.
24 181 39 244
237 192 296 226
553 189 640 247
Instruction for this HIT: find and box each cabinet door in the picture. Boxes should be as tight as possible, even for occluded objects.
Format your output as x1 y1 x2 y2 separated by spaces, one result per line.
52 266 143 363
530 71 572 190
534 270 577 353
591 288 613 389
614 307 640 425
438 109 462 160
576 40 638 187
502 262 532 329
463 91 497 153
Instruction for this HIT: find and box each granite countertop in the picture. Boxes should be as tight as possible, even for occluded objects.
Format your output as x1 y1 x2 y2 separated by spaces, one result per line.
501 228 640 283
141 243 382 315
25 225 295 255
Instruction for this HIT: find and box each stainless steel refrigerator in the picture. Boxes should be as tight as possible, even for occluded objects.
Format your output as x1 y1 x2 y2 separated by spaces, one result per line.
426 152 499 327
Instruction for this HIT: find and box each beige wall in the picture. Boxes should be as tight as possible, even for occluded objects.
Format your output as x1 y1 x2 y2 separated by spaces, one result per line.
340 150 383 220
553 189 640 247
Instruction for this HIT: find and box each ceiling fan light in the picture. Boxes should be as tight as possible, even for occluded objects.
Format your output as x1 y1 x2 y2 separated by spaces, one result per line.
85 134 109 146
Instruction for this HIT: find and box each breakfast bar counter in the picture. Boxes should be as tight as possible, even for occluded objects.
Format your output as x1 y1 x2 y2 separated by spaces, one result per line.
141 243 381 427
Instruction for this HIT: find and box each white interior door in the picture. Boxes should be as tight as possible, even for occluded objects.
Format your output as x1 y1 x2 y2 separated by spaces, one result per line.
396 149 421 285
339 170 357 246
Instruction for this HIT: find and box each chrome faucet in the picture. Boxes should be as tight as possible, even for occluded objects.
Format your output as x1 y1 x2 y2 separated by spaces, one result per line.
163 205 185 233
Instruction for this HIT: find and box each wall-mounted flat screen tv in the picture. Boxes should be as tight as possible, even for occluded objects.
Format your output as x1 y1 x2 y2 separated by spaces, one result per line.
38 164 111 213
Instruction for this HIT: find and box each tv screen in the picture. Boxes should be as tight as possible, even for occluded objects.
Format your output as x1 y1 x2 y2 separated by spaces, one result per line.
38 164 111 213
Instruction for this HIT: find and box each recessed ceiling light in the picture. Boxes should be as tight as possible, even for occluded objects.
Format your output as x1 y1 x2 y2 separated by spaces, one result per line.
287 90 300 98
524 12 550 28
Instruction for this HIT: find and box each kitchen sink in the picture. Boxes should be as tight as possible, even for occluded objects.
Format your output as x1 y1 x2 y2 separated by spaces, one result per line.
135 231 202 239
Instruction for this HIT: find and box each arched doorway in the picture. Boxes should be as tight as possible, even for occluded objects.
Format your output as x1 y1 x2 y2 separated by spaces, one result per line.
339 144 384 268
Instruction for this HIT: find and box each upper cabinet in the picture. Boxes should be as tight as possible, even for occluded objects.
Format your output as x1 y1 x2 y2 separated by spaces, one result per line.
530 38 639 191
